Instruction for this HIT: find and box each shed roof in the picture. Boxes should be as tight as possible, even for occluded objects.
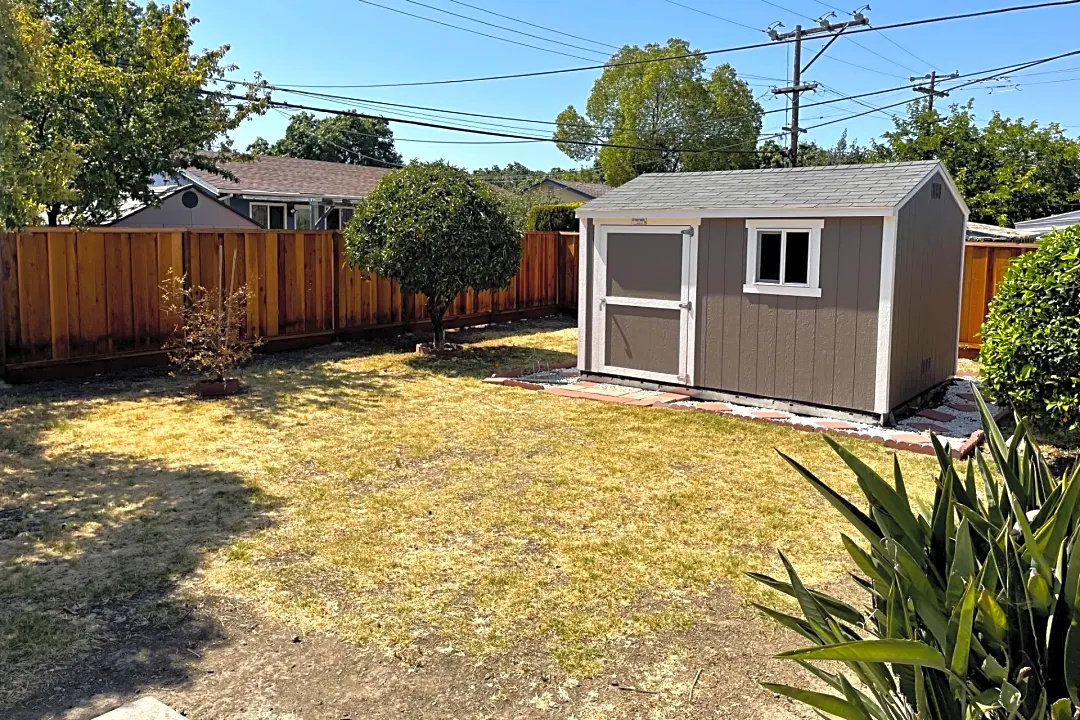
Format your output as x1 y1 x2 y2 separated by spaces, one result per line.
577 160 951 214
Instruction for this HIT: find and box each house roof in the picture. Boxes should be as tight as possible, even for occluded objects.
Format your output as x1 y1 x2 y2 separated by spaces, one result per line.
1014 208 1080 235
966 222 1037 242
183 155 395 200
531 177 612 200
577 161 955 214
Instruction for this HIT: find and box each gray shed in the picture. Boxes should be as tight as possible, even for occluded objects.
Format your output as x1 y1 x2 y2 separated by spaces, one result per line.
574 160 968 422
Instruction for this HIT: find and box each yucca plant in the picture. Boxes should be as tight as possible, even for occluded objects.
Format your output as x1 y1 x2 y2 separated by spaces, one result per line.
754 388 1080 720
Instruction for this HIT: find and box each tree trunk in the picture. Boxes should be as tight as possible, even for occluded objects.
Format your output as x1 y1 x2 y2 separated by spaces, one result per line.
46 204 60 226
429 299 448 348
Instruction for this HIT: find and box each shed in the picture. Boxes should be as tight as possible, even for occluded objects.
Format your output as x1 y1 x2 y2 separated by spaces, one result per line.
574 160 968 422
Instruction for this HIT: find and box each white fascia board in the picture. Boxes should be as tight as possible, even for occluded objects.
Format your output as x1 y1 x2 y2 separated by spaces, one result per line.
874 215 899 415
577 206 894 220
178 170 222 197
236 191 367 202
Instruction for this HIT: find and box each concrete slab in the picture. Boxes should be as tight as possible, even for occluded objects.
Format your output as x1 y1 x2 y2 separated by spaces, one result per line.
92 698 185 720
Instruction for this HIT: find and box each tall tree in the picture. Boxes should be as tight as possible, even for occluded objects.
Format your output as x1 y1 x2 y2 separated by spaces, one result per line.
261 111 402 168
18 0 264 225
0 0 78 227
758 131 884 169
553 39 763 186
879 102 1080 225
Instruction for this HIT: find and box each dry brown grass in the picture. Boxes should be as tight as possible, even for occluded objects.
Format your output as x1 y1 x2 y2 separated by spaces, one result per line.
0 317 944 700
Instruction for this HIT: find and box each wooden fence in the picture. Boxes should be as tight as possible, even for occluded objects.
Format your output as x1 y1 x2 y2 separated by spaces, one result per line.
958 241 1040 358
0 229 579 381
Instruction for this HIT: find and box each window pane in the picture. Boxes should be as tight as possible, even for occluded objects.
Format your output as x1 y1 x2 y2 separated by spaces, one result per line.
295 206 312 230
757 232 781 283
269 205 285 229
250 204 268 228
340 208 354 227
784 232 810 285
325 208 341 230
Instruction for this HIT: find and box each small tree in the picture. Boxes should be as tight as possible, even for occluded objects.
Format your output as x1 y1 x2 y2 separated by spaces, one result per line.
344 162 521 350
980 225 1080 444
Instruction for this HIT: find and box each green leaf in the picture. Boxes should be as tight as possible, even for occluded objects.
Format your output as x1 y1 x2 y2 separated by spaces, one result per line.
776 639 947 670
1066 617 1080 706
778 451 882 549
981 654 1008 683
841 534 890 587
761 684 871 720
949 581 977 678
746 571 864 628
751 603 819 644
977 591 1009 645
1050 697 1074 720
947 519 975 608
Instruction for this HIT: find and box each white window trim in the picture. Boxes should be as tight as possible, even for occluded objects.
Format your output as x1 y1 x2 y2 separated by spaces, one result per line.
592 223 699 386
743 219 824 298
249 202 288 230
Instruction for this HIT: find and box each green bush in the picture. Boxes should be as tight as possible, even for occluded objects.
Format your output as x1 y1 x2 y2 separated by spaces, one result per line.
980 226 1080 443
526 203 582 232
755 392 1080 719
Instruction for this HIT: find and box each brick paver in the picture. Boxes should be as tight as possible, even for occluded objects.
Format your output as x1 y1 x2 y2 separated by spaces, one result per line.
917 408 956 423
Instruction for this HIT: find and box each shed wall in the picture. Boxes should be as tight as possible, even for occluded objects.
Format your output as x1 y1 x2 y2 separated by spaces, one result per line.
888 171 966 409
695 216 882 413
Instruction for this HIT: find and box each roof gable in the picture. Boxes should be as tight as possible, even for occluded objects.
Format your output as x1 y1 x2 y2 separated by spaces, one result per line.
532 177 612 200
577 161 956 215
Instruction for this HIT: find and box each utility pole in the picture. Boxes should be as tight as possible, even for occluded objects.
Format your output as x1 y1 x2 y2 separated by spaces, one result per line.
770 9 869 167
910 71 960 114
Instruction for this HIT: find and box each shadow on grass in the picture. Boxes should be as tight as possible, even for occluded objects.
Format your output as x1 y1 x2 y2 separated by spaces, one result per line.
0 397 272 717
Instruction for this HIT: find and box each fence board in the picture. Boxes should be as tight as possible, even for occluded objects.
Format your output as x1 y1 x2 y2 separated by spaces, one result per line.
0 228 577 380
958 241 1039 355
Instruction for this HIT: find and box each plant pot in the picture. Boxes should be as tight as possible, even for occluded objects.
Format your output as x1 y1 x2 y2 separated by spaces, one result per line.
416 342 463 359
195 378 242 397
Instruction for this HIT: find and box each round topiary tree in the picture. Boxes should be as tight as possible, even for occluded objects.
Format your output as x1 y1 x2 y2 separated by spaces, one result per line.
980 224 1080 442
343 161 521 353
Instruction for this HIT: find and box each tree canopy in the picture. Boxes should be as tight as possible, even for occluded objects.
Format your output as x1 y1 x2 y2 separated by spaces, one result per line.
553 39 763 186
877 102 1080 226
10 0 263 226
248 111 402 168
343 162 520 348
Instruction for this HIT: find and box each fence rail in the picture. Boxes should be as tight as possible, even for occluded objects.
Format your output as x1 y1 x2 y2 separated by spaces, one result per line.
0 229 579 381
958 240 1040 358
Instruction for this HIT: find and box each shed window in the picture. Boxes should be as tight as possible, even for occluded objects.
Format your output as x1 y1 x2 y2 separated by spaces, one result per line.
744 220 824 298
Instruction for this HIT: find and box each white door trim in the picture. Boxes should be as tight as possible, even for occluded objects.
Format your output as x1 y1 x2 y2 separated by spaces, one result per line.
594 224 697 386
873 215 898 415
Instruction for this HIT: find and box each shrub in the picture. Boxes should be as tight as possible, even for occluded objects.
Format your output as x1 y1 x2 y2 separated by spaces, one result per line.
754 392 1080 719
161 270 257 383
344 161 520 349
526 203 582 232
980 225 1080 443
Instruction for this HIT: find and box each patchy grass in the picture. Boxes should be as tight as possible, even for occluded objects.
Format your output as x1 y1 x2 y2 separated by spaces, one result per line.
0 317 944 702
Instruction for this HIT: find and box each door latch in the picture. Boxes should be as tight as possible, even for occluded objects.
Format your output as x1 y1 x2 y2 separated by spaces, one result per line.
679 300 692 310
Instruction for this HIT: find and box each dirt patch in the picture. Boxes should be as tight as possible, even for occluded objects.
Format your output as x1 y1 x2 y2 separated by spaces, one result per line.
12 586 820 720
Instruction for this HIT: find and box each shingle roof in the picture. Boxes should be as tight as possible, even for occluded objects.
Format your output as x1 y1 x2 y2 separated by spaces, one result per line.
184 155 395 199
578 161 944 212
536 177 612 199
967 222 1037 242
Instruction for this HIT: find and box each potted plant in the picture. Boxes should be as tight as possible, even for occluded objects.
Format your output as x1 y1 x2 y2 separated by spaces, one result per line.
161 262 258 397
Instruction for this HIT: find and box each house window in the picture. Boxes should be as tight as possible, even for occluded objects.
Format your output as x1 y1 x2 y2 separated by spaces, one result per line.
743 220 824 298
250 202 286 229
320 205 355 230
294 206 312 230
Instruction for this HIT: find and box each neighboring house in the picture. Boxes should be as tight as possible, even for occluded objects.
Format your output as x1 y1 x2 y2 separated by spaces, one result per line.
177 155 395 230
1014 208 1080 237
966 221 1037 243
526 177 612 203
575 160 967 423
107 184 260 229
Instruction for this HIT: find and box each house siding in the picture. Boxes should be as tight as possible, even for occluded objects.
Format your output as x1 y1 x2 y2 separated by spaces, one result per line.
888 172 966 410
112 191 259 229
696 216 882 413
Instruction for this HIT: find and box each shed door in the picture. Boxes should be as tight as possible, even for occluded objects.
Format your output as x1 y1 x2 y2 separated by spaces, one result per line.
594 225 697 385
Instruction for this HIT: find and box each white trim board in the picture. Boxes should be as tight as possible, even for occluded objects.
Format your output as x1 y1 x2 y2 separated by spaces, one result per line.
743 219 824 298
873 215 898 415
577 219 588 372
579 207 895 220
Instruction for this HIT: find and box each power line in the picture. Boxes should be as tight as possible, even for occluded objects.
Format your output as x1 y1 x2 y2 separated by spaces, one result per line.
661 0 765 34
442 0 621 51
869 25 937 70
352 0 601 62
395 0 610 58
317 1 1080 89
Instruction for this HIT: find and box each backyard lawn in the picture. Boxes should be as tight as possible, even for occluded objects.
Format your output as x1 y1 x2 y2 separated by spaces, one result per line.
0 317 945 719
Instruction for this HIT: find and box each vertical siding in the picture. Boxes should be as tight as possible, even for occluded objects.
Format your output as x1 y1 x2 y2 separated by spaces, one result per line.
698 216 881 413
888 172 966 409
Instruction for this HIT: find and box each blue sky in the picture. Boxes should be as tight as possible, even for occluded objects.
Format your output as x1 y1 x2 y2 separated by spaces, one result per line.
189 0 1080 171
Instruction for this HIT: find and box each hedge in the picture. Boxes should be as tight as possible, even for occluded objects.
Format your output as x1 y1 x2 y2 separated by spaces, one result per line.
526 203 581 232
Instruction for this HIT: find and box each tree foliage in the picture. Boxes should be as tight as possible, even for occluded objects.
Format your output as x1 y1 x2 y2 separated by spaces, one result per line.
878 102 1080 226
553 39 763 186
471 162 604 193
10 0 263 226
758 130 885 169
0 0 79 227
758 392 1080 719
250 110 402 168
980 226 1080 443
343 162 520 348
